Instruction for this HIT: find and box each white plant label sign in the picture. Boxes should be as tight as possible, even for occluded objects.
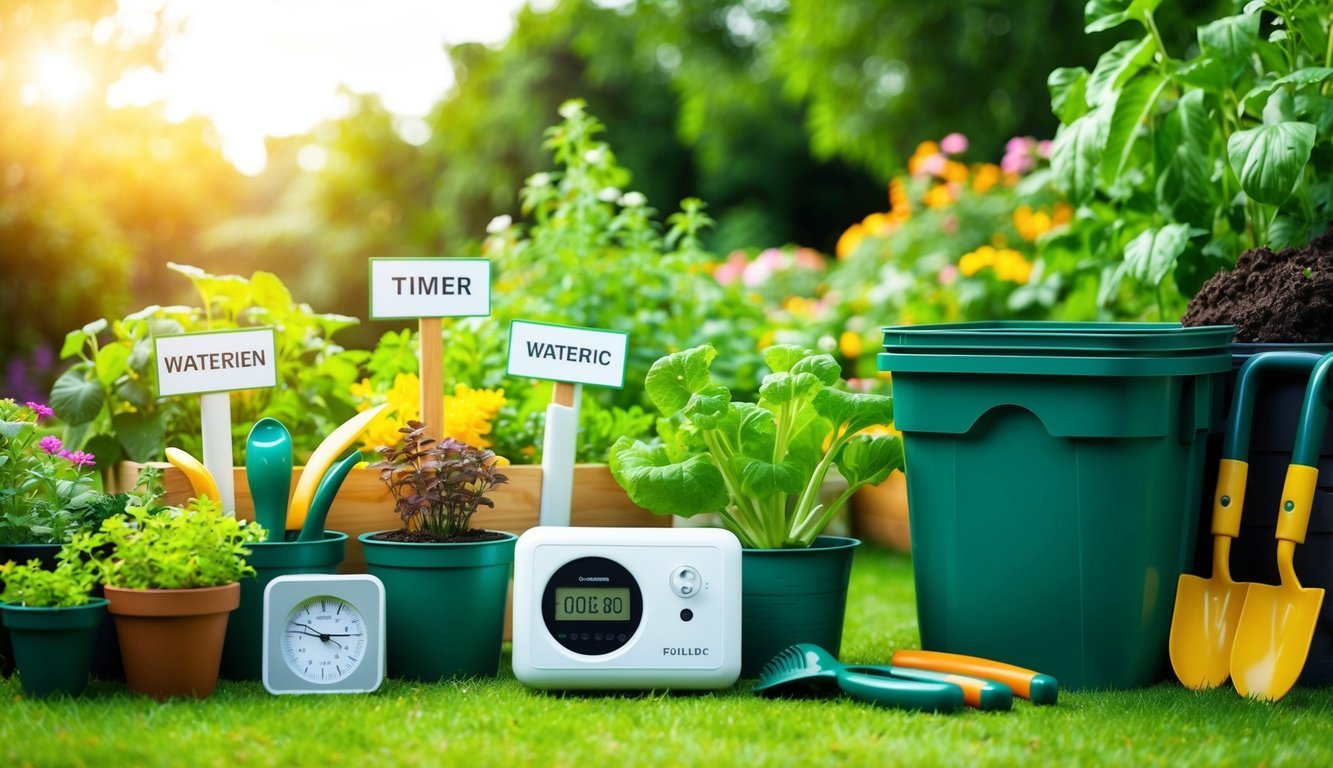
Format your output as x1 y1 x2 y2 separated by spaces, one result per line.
506 320 629 389
368 258 491 319
154 328 278 397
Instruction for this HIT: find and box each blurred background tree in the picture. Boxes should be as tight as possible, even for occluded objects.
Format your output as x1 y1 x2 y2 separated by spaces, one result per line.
2 0 1232 381
0 0 243 399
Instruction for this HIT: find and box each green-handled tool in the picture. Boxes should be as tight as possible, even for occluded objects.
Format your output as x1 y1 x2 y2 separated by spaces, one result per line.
1231 350 1333 701
1170 351 1321 690
246 418 292 542
297 448 362 542
756 644 969 713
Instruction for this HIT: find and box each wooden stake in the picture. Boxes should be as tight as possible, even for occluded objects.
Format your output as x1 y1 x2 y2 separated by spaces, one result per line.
552 381 577 408
419 317 444 441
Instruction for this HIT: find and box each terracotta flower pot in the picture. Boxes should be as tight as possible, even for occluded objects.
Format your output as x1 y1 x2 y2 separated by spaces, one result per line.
105 582 240 700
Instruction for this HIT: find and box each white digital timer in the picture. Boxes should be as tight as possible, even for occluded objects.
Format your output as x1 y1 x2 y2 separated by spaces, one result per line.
512 526 742 690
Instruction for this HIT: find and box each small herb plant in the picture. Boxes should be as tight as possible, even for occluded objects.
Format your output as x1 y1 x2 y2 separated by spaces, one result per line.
610 344 904 549
67 498 265 590
0 558 97 608
370 421 510 541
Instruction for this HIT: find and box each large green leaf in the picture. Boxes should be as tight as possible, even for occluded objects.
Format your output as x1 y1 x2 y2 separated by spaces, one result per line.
1240 67 1333 117
811 388 893 436
1156 90 1214 226
644 344 716 415
1086 37 1155 107
682 385 733 429
608 438 727 518
112 411 165 463
94 343 131 388
1049 67 1090 123
731 455 804 498
758 372 822 407
1197 14 1260 66
1084 0 1163 33
49 368 105 426
1101 73 1168 187
836 435 904 489
1172 57 1231 93
762 345 809 374
1051 105 1111 203
1124 224 1194 285
790 354 840 387
249 271 294 320
1226 122 1316 205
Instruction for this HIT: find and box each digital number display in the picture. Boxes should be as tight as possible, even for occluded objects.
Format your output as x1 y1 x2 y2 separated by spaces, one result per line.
555 587 631 621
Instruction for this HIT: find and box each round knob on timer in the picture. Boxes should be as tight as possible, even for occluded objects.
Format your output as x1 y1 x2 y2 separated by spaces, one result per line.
670 566 701 598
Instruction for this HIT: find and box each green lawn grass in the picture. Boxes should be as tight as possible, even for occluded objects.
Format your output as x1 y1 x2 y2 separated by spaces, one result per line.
4 547 1333 767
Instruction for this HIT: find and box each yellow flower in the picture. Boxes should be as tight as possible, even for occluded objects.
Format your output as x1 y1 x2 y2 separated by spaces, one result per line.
839 331 864 359
993 249 1033 284
959 245 997 277
888 177 910 217
783 296 820 319
942 160 969 185
351 374 506 450
1014 205 1053 242
836 223 866 259
861 212 895 237
923 184 954 209
1052 202 1074 226
972 163 1002 194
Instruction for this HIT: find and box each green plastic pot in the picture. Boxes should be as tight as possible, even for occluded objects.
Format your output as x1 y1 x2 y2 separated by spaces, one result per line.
0 543 61 677
221 531 347 681
0 598 107 697
740 536 860 677
360 531 517 681
879 321 1233 689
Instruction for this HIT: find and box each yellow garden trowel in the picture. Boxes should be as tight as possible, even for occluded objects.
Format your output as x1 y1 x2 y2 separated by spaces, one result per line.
1230 350 1333 702
1170 351 1321 689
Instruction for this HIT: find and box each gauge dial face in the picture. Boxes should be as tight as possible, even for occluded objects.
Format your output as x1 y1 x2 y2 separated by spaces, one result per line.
280 595 368 684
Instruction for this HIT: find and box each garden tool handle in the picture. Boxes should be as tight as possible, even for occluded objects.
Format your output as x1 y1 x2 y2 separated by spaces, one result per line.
843 665 1012 710
1223 351 1323 461
890 650 1059 704
834 669 963 713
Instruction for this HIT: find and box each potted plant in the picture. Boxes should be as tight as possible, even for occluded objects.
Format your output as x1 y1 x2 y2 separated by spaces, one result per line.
359 422 515 680
67 498 265 699
0 557 105 697
610 344 903 675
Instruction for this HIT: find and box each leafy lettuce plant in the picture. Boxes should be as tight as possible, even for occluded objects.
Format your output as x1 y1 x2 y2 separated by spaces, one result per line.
610 345 903 549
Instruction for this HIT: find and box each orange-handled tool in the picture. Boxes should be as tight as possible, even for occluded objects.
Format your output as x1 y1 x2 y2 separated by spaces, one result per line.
891 650 1059 704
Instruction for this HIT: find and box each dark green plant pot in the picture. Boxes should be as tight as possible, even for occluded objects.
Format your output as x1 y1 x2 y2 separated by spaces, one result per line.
0 543 62 677
359 530 517 681
739 535 860 677
221 531 348 681
0 598 108 697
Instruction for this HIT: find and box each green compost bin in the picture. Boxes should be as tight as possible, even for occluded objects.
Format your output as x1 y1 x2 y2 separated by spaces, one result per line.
879 322 1234 689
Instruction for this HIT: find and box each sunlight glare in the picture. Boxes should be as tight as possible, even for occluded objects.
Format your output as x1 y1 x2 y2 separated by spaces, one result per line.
34 51 90 106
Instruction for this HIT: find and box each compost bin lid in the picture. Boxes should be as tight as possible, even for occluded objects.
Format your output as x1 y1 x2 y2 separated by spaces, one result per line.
880 321 1235 358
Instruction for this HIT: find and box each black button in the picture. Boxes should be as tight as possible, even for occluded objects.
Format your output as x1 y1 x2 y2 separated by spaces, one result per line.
680 608 694 622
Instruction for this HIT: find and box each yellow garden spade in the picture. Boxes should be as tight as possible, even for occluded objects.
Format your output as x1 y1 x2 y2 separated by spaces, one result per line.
1170 351 1320 690
1231 351 1333 701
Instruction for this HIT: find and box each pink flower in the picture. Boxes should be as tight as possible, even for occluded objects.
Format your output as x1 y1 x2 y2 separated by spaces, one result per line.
938 265 959 285
714 251 748 286
1001 152 1034 174
743 248 785 287
26 401 54 421
940 133 968 155
918 153 946 177
792 247 826 271
38 435 63 455
1005 136 1033 155
63 450 96 468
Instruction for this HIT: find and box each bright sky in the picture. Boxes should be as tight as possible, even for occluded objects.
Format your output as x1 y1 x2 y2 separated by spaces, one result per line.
114 0 533 174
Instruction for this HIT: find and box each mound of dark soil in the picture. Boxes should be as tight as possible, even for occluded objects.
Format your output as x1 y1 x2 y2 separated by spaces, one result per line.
370 528 508 544
1182 229 1333 343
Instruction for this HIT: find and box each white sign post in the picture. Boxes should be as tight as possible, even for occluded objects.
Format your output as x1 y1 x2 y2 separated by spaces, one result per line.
154 328 279 515
368 258 492 441
507 320 629 526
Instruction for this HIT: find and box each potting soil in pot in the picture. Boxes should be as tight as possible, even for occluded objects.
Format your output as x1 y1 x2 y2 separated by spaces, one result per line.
1183 229 1333 342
